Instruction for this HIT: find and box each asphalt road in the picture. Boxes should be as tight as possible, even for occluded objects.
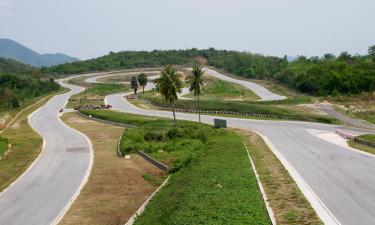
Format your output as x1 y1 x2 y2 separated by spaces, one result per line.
0 81 92 225
320 103 375 130
97 71 374 225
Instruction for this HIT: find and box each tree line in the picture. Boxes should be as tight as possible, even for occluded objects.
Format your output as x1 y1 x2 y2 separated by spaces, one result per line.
42 47 375 96
0 58 60 111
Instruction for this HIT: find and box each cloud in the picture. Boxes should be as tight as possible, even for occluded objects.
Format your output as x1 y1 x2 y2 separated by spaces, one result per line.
0 0 12 16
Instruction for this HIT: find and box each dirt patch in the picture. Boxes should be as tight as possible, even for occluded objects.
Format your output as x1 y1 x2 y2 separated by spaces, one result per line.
60 113 166 225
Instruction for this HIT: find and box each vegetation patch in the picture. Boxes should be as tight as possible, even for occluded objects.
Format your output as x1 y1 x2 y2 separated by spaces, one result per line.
0 91 58 191
184 74 260 101
80 109 271 225
358 134 375 143
348 140 375 155
0 58 60 112
0 136 9 156
67 83 129 108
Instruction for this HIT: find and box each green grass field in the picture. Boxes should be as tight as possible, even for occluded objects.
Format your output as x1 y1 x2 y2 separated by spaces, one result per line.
0 137 8 156
80 109 271 225
139 92 338 124
358 134 375 143
184 75 260 101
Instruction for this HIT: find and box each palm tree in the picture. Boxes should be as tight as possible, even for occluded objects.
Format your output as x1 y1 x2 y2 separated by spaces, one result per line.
188 63 206 122
154 65 182 123
130 76 138 94
138 73 148 94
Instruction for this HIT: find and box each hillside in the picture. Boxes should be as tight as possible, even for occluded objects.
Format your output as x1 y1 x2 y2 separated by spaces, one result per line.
0 58 60 111
0 38 79 67
43 47 375 96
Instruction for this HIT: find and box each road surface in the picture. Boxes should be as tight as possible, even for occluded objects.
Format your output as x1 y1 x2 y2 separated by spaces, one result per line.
0 81 92 225
320 103 375 130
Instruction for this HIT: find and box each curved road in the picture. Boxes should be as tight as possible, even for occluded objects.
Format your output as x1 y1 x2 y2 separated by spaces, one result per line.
90 70 373 225
0 69 373 225
84 68 286 101
0 81 92 225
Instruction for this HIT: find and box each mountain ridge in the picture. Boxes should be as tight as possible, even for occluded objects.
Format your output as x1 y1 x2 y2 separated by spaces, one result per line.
0 38 79 67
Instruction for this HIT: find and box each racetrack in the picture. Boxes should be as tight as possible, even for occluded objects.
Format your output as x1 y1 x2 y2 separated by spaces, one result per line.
97 69 374 225
0 68 374 225
0 81 93 225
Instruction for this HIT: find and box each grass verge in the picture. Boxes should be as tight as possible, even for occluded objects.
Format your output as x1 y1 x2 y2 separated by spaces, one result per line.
184 74 260 101
80 109 271 225
0 91 60 191
348 140 375 155
137 92 338 124
236 130 322 225
0 136 8 156
67 83 129 108
59 112 166 225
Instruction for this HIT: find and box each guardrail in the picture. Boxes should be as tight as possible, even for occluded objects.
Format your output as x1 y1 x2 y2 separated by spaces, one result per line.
157 107 296 120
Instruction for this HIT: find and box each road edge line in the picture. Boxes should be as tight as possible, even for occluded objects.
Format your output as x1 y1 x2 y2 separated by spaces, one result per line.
243 142 276 225
253 131 341 225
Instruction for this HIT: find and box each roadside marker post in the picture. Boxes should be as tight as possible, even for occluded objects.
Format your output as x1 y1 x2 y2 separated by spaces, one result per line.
214 119 227 128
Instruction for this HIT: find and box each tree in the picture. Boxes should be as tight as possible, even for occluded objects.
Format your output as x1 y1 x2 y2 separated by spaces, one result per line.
130 76 139 94
187 63 206 122
369 45 375 61
138 73 148 94
154 65 182 123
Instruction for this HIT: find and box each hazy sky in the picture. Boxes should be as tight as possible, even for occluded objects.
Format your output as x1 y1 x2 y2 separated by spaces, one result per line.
1 0 374 59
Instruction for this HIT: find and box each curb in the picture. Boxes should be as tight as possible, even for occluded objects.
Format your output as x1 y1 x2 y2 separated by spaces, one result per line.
77 111 135 128
137 151 169 172
243 142 276 225
124 176 171 225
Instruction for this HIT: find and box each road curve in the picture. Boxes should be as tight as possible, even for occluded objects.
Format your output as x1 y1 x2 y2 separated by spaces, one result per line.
82 70 374 225
85 68 285 101
0 81 92 225
204 68 286 101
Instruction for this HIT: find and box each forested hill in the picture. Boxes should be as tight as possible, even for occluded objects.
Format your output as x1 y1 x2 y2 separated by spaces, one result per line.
42 47 375 96
0 58 60 111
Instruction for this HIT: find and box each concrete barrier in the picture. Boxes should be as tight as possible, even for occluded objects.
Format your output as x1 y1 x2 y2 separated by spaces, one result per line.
137 151 169 172
335 129 355 140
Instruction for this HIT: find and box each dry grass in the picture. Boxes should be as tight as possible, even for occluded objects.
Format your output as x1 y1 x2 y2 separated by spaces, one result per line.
60 113 165 225
235 129 322 225
0 93 59 191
